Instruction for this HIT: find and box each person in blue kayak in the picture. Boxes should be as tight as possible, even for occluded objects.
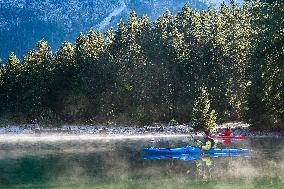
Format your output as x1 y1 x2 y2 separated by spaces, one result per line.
195 130 215 150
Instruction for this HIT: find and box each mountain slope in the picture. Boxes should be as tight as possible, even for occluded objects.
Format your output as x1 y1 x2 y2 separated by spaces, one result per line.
0 0 239 60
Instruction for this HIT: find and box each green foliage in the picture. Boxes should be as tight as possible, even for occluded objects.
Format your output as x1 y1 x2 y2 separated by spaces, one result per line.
0 59 5 114
244 1 284 130
191 88 217 130
168 118 178 126
0 2 283 130
7 53 20 68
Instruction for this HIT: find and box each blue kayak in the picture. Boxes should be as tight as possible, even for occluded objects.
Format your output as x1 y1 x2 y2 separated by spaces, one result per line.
143 145 249 155
142 152 249 161
142 153 202 161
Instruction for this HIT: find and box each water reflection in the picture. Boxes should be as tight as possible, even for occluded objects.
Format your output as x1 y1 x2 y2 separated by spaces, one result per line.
142 151 251 182
0 136 283 188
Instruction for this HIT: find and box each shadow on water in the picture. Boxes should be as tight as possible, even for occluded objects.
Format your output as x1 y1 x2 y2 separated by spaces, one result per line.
0 135 283 188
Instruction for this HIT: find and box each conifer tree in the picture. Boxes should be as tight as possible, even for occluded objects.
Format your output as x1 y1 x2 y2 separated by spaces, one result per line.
191 88 217 130
3 52 21 113
0 59 5 113
56 42 75 64
18 39 53 118
7 52 20 68
85 29 105 59
245 0 284 130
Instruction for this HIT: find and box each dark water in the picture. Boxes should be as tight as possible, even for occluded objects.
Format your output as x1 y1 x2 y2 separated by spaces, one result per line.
0 135 283 189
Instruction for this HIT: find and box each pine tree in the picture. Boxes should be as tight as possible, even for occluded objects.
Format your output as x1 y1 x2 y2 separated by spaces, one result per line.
55 42 75 64
191 88 217 130
7 52 20 68
85 29 105 59
245 0 284 130
17 39 53 119
5 52 21 112
0 59 5 113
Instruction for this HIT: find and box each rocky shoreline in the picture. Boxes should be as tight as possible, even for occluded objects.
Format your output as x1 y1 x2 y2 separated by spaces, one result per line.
0 122 283 138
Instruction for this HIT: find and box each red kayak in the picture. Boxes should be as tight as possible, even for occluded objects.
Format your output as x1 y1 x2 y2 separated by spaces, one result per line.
209 135 246 140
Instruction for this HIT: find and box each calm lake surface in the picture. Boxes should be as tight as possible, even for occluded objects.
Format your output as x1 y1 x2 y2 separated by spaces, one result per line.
0 135 283 189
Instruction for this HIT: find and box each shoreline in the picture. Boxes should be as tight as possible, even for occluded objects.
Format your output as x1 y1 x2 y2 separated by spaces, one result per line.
0 134 191 143
0 122 283 139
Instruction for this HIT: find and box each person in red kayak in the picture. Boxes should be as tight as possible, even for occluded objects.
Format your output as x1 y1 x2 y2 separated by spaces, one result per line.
221 127 232 136
196 130 215 150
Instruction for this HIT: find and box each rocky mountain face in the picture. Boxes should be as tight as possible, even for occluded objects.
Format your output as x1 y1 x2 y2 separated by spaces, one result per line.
0 0 241 60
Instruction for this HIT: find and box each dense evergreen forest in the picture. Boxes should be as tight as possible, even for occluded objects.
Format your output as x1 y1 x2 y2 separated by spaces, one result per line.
0 0 283 130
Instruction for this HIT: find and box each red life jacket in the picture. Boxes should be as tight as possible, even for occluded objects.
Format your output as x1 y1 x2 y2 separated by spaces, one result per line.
222 130 231 136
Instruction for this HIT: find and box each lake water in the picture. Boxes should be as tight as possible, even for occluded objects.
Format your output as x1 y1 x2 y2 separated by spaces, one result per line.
0 135 283 189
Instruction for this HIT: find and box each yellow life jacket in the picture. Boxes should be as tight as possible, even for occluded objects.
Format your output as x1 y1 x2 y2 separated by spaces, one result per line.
196 138 215 150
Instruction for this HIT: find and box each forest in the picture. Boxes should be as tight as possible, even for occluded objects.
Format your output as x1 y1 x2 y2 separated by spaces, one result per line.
0 0 283 130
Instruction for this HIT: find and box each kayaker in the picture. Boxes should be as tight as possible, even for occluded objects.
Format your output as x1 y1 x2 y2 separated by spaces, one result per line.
221 127 232 136
196 130 215 150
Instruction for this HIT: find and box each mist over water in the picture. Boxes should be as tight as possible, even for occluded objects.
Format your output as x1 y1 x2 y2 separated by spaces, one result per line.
0 135 283 189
